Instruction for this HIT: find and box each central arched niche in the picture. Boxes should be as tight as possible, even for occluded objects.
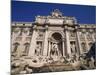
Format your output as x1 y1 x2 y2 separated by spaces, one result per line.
52 32 62 41
50 32 63 56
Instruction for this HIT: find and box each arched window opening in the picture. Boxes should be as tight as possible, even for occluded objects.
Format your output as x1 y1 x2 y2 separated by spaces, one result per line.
13 43 20 53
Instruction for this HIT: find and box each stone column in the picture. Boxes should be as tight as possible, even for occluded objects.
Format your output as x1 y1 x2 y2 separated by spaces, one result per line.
84 32 89 51
75 28 82 55
43 25 48 56
48 40 51 56
28 25 37 57
62 38 65 57
65 29 71 57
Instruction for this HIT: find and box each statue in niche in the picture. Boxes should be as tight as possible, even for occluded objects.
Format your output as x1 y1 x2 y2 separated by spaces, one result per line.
35 45 41 56
50 43 59 56
72 44 76 53
70 42 76 55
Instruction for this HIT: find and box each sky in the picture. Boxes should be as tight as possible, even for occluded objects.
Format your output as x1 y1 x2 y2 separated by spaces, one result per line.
11 1 96 24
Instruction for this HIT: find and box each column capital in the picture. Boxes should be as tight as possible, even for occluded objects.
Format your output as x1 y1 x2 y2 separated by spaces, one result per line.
45 25 48 30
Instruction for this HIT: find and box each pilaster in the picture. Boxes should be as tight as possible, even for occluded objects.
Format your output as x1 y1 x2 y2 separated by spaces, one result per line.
75 26 82 55
62 38 65 57
43 25 49 56
65 26 71 57
28 25 37 57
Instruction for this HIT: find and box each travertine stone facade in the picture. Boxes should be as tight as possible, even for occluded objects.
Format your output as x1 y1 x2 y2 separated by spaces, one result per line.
11 9 96 59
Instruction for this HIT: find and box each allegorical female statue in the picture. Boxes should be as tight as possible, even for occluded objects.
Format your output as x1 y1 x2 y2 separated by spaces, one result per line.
50 43 59 56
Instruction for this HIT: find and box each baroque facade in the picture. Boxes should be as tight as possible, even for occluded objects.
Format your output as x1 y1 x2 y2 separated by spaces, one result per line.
11 9 96 60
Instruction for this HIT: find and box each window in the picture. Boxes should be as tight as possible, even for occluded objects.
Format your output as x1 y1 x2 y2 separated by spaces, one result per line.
13 43 20 53
23 28 30 36
80 32 85 40
19 28 23 36
87 32 92 40
81 43 86 52
24 43 30 55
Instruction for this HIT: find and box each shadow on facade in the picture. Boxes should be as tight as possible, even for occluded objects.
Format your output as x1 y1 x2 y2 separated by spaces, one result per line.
86 42 96 60
86 42 96 67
